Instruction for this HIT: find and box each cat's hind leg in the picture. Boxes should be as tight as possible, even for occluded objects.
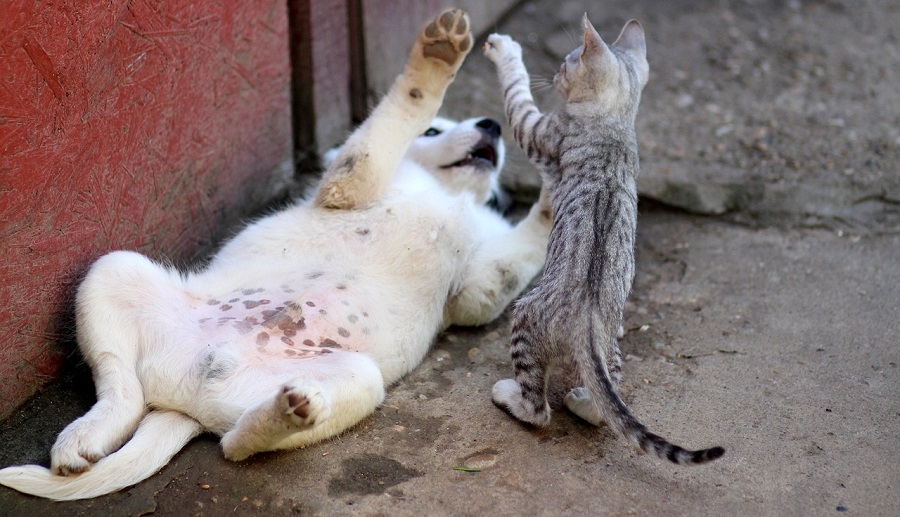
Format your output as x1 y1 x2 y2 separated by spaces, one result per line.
315 9 473 209
52 251 180 475
220 352 384 461
492 300 556 426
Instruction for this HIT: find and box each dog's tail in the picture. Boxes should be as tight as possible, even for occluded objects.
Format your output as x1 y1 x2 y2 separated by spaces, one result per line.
0 410 203 501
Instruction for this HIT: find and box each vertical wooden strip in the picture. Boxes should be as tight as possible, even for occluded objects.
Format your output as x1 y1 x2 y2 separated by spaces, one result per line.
287 0 317 170
309 0 352 152
287 0 353 169
347 0 368 125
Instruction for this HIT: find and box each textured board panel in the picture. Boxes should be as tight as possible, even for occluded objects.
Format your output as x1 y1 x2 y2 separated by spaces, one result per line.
0 0 292 418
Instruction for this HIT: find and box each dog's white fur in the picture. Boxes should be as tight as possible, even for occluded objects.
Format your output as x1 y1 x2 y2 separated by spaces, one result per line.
0 10 551 501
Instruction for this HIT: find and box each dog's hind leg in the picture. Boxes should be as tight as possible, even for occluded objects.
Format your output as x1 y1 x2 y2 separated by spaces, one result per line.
51 251 180 475
314 8 473 209
220 352 385 461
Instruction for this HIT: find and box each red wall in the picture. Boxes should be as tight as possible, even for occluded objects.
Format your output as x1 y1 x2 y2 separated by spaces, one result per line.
0 0 292 418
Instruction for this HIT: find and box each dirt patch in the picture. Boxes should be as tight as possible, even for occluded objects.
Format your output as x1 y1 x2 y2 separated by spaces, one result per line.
327 454 422 497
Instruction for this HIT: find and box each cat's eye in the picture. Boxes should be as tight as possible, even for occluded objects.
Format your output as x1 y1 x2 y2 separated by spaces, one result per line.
422 127 442 137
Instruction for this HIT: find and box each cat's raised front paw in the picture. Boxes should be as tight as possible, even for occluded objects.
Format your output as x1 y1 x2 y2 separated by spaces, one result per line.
420 9 473 68
483 34 522 63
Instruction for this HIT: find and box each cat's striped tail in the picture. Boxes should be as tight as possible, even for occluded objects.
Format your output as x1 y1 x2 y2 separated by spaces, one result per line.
568 346 725 465
0 410 203 501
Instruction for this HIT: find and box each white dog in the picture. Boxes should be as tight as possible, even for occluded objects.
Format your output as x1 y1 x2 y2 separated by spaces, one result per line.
0 9 552 501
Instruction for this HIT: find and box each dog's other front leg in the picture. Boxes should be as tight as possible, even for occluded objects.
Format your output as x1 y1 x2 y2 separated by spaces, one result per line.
445 189 553 326
314 8 473 209
220 352 384 461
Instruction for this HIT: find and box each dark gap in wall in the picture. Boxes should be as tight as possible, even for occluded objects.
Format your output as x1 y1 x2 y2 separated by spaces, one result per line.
347 0 368 125
286 0 319 174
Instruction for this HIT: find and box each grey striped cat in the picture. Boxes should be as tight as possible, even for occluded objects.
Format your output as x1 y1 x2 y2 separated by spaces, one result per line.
483 16 724 465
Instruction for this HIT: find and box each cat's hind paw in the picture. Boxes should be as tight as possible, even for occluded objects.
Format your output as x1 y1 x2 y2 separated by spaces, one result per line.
492 378 551 426
564 387 604 426
420 9 473 69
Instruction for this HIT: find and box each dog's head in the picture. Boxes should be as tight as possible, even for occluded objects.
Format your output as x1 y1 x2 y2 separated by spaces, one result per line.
403 117 506 207
321 117 509 212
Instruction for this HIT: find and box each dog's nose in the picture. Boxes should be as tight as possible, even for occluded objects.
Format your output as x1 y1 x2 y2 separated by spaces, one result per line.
476 118 502 138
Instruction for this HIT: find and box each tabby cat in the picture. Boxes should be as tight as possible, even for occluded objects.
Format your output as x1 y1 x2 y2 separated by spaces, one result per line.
483 15 724 465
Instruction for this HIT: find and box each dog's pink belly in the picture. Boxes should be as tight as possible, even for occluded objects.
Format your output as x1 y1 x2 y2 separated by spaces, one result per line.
188 283 378 359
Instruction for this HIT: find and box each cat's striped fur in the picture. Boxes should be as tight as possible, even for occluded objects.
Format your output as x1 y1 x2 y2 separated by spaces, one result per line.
484 16 724 465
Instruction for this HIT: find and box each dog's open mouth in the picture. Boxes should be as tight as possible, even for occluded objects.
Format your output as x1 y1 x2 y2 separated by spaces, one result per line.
442 143 497 169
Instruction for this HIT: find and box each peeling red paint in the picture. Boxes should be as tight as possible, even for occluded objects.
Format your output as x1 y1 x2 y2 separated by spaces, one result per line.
0 0 292 419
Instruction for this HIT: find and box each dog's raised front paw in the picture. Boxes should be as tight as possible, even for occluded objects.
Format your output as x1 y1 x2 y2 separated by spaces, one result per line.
420 9 473 68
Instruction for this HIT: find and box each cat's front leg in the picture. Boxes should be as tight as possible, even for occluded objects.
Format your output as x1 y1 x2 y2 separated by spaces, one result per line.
483 33 525 84
483 34 558 163
315 9 473 210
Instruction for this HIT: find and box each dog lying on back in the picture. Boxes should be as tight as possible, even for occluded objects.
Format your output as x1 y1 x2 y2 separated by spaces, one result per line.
0 9 552 500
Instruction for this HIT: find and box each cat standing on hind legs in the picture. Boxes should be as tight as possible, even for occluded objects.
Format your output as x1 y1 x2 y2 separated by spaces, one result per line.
484 15 724 465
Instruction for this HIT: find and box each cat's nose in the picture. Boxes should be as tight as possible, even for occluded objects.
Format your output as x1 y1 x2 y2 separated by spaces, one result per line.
476 118 502 138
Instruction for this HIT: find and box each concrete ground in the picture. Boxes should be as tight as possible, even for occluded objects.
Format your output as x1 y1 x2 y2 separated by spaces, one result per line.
2 0 898 515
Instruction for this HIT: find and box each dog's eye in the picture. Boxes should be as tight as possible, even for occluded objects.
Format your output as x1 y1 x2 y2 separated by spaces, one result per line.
422 127 442 137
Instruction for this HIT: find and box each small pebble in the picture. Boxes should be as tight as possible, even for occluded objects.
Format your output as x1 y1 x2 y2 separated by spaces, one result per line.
464 453 498 470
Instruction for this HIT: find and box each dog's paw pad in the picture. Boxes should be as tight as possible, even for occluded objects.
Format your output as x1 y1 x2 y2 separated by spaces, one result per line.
421 9 473 66
280 384 330 429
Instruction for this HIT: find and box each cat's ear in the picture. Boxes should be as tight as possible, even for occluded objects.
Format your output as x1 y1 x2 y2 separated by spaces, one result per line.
612 19 646 56
613 19 649 86
580 14 608 59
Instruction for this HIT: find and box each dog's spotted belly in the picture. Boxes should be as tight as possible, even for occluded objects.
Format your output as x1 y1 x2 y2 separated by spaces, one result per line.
189 281 378 359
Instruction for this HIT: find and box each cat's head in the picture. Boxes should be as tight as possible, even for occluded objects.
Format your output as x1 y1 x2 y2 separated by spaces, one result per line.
555 15 649 117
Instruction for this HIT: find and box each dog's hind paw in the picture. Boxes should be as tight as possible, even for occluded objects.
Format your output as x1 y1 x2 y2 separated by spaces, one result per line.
50 421 109 475
280 383 331 430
